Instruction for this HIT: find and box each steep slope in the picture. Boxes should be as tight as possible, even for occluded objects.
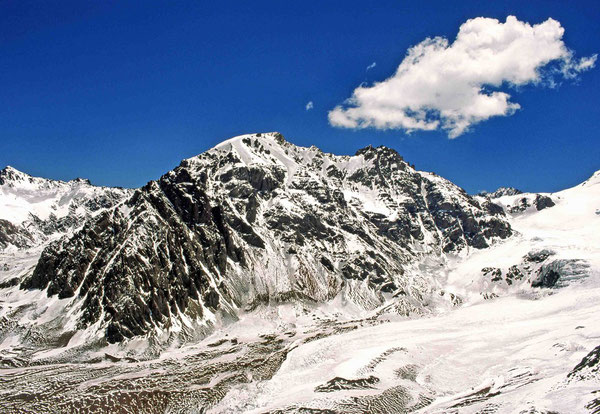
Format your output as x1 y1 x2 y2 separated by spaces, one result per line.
14 132 511 345
0 167 133 362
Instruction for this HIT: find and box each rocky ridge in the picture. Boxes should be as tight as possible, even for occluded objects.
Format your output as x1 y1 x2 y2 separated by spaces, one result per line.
479 186 523 199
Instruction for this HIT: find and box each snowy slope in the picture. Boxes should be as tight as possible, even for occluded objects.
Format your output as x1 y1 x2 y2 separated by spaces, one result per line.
210 280 600 413
443 170 600 303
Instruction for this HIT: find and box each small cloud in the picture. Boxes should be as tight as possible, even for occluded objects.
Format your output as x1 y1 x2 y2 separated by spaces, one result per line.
561 54 598 78
366 62 377 71
329 16 596 138
305 101 314 111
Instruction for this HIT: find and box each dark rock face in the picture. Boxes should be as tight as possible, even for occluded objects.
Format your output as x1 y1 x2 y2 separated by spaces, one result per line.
422 180 510 251
532 264 560 288
22 177 239 342
534 194 555 211
481 200 505 216
20 133 513 342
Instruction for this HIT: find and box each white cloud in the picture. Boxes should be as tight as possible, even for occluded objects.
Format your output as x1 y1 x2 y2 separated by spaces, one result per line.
329 16 597 138
305 101 314 111
366 62 377 71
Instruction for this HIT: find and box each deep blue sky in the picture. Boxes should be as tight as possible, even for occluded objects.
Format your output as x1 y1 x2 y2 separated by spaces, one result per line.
0 1 598 193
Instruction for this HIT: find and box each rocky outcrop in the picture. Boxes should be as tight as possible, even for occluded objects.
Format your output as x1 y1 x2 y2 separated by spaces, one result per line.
534 194 555 211
0 219 33 249
499 194 556 214
315 375 380 392
568 344 600 381
480 249 590 290
531 259 590 288
524 249 555 263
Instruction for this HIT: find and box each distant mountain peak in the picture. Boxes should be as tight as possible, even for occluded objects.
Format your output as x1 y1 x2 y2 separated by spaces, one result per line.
480 186 523 199
1 165 98 189
69 177 92 185
355 144 399 156
0 165 31 181
1 165 20 173
0 165 55 189
0 164 131 246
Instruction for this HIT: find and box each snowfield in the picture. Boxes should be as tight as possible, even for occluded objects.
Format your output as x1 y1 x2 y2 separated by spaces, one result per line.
212 284 600 413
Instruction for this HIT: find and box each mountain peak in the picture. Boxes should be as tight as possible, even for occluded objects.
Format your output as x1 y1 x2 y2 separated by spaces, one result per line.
69 177 92 185
1 165 29 177
355 144 403 160
481 187 523 199
212 132 287 151
0 165 34 185
1 165 97 189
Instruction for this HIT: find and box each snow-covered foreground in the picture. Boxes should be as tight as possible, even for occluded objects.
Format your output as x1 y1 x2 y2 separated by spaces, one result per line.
211 282 599 413
2 282 598 413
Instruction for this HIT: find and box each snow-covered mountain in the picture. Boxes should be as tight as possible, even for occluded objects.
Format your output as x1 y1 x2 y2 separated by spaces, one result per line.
1 133 599 413
0 165 131 250
4 132 513 346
